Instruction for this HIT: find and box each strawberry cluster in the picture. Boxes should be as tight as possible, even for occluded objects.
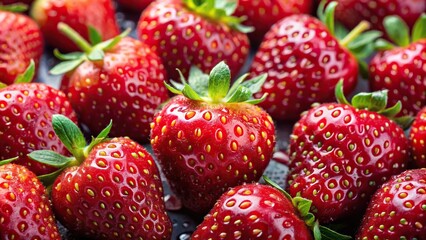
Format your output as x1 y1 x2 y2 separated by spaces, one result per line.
0 0 425 239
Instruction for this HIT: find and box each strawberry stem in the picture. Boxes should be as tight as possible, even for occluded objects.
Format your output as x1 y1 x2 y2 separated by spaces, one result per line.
58 22 93 54
0 3 28 12
340 21 370 47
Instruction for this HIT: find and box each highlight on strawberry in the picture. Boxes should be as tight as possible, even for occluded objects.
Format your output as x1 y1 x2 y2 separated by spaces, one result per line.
150 61 276 214
0 157 61 240
137 0 252 82
0 61 78 175
28 114 172 240
287 80 411 224
409 107 426 168
369 13 426 117
249 0 382 121
0 3 43 85
191 176 352 240
51 23 169 143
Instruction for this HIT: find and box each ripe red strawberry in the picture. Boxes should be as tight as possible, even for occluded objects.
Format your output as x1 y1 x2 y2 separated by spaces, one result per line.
287 81 410 224
233 0 313 46
409 107 426 168
330 0 426 39
356 169 426 240
249 2 380 121
150 61 276 214
117 0 152 12
52 23 169 143
29 115 172 239
0 62 77 175
0 5 43 85
30 0 119 52
192 179 351 239
369 14 426 117
137 0 250 82
0 159 60 240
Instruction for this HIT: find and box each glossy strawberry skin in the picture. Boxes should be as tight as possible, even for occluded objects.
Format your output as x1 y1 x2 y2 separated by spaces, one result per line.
0 10 43 85
0 163 60 240
288 103 409 223
409 107 426 168
356 169 426 240
137 0 250 81
150 95 276 214
250 14 358 121
332 0 426 37
31 0 119 52
191 183 313 240
0 83 77 175
61 37 169 143
369 40 426 117
51 137 172 240
233 0 313 46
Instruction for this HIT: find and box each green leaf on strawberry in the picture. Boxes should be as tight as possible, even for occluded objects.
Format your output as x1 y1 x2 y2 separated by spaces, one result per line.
166 61 267 104
50 23 131 75
0 157 18 166
263 176 352 240
28 114 112 185
0 59 35 87
0 3 28 12
183 0 253 33
375 13 426 50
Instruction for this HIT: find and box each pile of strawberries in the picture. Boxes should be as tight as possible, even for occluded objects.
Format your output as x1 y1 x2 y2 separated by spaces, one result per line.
0 0 425 239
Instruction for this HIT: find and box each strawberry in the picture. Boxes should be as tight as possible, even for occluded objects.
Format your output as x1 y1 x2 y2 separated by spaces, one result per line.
150 61 276 214
249 2 381 121
369 14 426 117
233 0 313 46
30 0 119 52
0 158 60 240
51 23 169 143
287 81 411 224
409 107 426 168
356 169 426 240
0 4 43 85
29 115 172 239
117 0 152 12
136 0 250 82
0 62 78 175
330 0 426 39
191 178 351 240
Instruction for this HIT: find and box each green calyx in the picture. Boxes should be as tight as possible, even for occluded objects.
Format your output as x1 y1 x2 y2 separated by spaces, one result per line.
0 60 36 88
317 1 381 73
335 80 413 129
375 13 426 51
183 0 253 33
263 176 352 240
0 3 28 12
28 114 112 185
50 23 131 75
166 61 267 104
0 157 18 166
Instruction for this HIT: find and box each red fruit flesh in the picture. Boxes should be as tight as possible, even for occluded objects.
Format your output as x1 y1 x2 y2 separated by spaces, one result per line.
51 137 172 240
369 40 426 117
0 10 43 85
250 14 358 121
31 0 119 52
288 103 409 223
150 95 276 214
409 107 426 168
333 0 426 37
0 83 77 175
117 0 152 12
61 37 169 143
234 0 313 46
0 164 60 240
191 183 313 240
137 0 250 81
356 169 426 240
